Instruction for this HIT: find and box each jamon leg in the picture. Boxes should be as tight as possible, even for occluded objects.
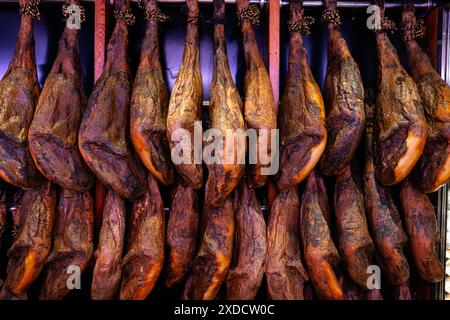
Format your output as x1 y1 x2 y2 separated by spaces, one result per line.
39 189 94 300
237 0 277 188
399 178 444 283
0 0 43 189
166 0 203 190
402 4 450 193
276 0 327 191
364 102 410 285
374 0 428 186
320 0 365 177
79 0 146 200
226 178 266 300
182 196 234 300
120 175 165 300
91 189 126 300
28 0 94 192
265 188 308 300
205 0 245 207
130 0 174 186
3 181 56 296
334 162 375 289
300 169 343 300
166 178 198 288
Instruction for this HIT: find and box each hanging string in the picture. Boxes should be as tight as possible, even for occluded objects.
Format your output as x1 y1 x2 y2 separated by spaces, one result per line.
403 18 426 41
321 9 341 27
374 17 397 34
114 6 136 26
237 5 260 25
288 16 316 37
62 4 86 24
145 8 169 22
19 0 40 21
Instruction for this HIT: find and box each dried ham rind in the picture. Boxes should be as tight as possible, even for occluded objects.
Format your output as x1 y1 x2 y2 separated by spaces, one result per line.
3 181 56 297
91 189 126 300
28 0 93 192
374 0 427 186
166 178 198 288
320 0 365 177
130 0 174 187
39 189 94 300
0 0 43 189
276 0 327 192
166 0 203 190
265 188 308 300
120 174 165 300
182 196 234 300
237 0 277 188
226 178 266 300
300 169 344 300
79 0 146 200
205 0 245 207
402 4 450 193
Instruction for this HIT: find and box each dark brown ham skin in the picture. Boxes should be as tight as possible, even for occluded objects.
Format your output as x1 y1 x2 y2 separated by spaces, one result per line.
39 189 94 300
334 162 375 289
166 178 198 288
205 0 245 207
265 188 308 300
3 181 56 296
237 0 277 188
320 0 365 177
79 0 146 200
0 192 6 251
0 0 43 189
402 4 450 193
399 178 444 283
226 178 266 300
374 0 427 186
364 102 410 285
276 1 327 192
130 0 174 186
182 196 234 300
166 0 203 190
28 0 93 192
120 174 165 300
91 189 126 300
300 169 344 300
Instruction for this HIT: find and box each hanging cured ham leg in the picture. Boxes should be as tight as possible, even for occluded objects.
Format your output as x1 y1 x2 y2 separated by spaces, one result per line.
363 102 410 285
0 0 43 189
91 189 126 300
3 181 56 296
166 178 198 288
300 169 344 300
402 4 450 193
166 0 203 190
374 0 427 186
276 0 327 192
226 178 266 300
39 189 94 300
120 174 165 300
320 0 365 176
205 0 246 207
237 0 277 188
182 196 234 300
265 188 308 300
399 178 444 283
78 0 146 200
28 0 93 192
130 0 174 186
334 162 375 289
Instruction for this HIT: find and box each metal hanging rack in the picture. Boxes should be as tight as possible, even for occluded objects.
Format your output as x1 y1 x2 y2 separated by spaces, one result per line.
0 0 438 9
